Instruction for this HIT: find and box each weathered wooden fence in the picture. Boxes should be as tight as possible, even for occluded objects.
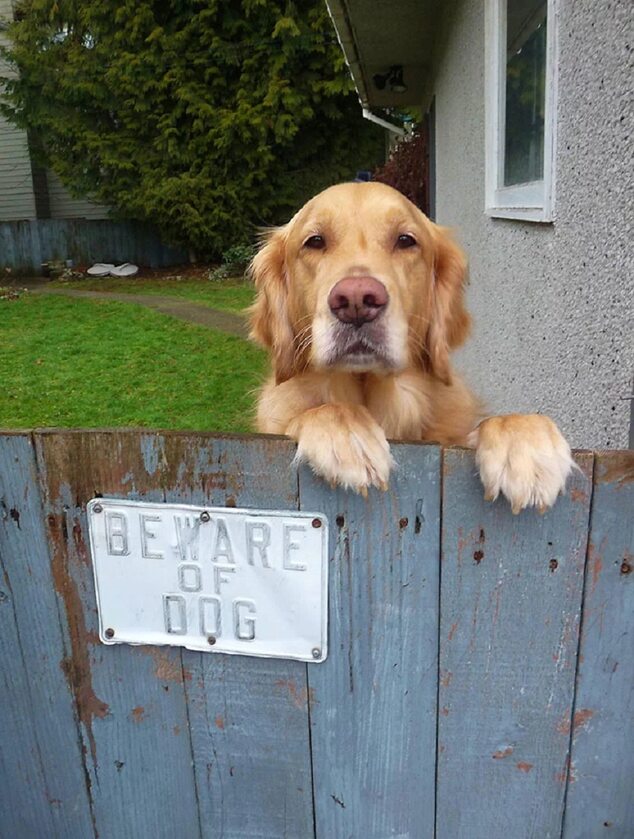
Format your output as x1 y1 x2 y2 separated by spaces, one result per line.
0 430 632 839
0 219 186 274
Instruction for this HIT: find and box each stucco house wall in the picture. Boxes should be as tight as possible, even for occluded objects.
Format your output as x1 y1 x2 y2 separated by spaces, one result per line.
431 0 632 448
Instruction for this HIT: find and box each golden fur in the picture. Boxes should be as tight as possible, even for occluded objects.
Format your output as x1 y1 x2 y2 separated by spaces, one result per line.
249 182 572 512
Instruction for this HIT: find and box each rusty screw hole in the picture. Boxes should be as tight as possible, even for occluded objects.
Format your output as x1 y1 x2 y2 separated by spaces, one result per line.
473 550 484 564
336 515 344 527
620 561 631 575
105 628 115 639
207 635 216 645
312 518 322 528
549 559 558 572
399 517 408 529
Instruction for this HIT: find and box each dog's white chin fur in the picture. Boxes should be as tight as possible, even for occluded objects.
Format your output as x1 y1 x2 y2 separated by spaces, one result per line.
311 313 409 372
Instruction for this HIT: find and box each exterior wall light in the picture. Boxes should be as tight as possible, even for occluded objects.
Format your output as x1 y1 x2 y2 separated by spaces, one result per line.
372 65 408 93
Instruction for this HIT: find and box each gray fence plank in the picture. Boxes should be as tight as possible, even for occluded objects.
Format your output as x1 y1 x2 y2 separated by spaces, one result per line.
301 442 441 839
140 433 315 839
0 433 95 838
436 448 593 839
563 451 634 838
34 430 201 839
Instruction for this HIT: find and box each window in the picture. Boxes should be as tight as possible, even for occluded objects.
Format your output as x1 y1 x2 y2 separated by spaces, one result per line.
485 0 557 221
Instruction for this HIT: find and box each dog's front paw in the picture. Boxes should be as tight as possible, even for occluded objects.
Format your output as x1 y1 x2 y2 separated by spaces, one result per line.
468 414 573 514
286 404 394 495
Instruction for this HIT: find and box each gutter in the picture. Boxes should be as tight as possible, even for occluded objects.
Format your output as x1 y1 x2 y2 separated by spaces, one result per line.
362 108 405 136
326 1 405 137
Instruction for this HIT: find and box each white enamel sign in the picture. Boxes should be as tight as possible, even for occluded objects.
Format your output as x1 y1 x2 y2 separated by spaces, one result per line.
87 499 328 662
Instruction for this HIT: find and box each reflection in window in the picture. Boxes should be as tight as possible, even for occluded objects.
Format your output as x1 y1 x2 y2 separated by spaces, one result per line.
504 1 547 186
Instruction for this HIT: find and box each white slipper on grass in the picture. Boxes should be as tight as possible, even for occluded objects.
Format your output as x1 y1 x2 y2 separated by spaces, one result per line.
109 263 139 277
86 263 115 276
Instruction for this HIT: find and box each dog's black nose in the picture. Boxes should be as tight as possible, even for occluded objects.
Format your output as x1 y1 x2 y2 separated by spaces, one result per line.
328 276 388 327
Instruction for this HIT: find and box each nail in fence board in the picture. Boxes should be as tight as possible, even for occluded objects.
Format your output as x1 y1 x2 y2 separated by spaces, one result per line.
563 451 634 838
301 442 441 839
34 430 201 839
0 433 95 838
436 448 593 838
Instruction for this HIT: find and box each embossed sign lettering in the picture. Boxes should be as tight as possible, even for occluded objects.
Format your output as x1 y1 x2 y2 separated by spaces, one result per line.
103 510 309 642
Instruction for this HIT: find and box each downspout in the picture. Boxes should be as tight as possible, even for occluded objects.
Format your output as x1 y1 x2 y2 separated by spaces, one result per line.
362 107 406 137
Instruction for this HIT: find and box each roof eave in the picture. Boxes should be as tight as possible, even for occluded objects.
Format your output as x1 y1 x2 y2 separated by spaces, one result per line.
326 0 370 109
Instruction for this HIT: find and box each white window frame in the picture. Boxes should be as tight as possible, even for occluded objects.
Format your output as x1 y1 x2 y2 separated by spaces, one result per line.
485 0 558 222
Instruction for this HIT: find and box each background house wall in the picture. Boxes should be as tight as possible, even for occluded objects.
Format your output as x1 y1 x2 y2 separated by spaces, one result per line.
431 0 632 448
0 0 108 223
0 0 36 220
46 169 109 220
0 114 36 220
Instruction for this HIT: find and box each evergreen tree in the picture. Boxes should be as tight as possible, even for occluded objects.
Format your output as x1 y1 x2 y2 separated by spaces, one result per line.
0 0 382 256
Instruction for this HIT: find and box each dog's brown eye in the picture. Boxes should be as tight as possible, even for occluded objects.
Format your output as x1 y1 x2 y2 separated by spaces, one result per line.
396 234 417 249
303 235 326 250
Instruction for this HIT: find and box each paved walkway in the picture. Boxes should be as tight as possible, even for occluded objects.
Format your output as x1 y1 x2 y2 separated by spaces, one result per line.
29 285 249 338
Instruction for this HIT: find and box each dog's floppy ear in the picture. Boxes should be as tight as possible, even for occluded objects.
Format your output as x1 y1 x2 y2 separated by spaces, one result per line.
248 226 296 384
424 224 471 385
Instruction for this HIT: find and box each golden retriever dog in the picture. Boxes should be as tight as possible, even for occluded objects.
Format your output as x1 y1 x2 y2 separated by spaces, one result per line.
248 182 573 513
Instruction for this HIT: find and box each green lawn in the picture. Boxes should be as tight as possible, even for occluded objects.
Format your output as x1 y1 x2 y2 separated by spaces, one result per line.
48 276 255 313
0 294 267 431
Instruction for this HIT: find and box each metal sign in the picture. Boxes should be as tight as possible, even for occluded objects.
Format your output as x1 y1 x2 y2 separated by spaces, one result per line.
87 499 328 662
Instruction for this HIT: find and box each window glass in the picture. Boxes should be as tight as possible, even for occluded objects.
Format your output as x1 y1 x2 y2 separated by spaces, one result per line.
504 0 547 186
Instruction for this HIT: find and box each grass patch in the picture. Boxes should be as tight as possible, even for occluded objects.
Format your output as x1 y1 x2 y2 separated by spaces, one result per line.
0 294 267 431
49 276 256 313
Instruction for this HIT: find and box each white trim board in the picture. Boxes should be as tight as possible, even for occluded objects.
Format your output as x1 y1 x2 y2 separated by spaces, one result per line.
485 0 558 223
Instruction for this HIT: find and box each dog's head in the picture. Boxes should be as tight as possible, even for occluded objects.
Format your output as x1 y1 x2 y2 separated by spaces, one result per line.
249 181 470 384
